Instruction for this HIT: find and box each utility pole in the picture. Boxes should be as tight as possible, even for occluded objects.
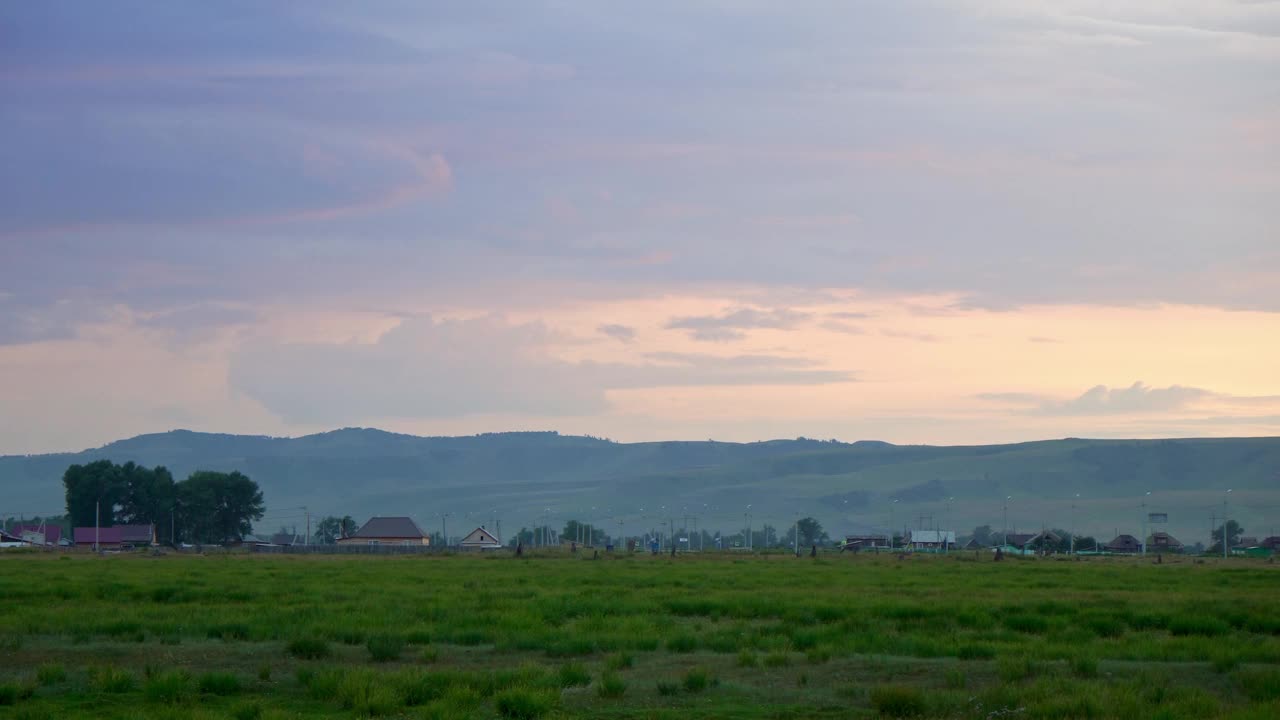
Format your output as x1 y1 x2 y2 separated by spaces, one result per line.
442 512 450 548
1223 489 1232 560
1070 494 1079 555
1003 496 1011 547
304 507 310 546
95 500 100 552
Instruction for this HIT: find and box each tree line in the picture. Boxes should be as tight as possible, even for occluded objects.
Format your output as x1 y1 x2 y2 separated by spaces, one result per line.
62 460 264 545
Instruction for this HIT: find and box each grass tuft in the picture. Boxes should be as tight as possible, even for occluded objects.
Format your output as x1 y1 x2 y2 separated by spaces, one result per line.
495 687 558 719
597 671 627 698
367 633 406 662
870 685 926 717
287 636 330 660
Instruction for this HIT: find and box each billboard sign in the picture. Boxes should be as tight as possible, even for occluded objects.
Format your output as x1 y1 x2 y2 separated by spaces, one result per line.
1147 513 1168 524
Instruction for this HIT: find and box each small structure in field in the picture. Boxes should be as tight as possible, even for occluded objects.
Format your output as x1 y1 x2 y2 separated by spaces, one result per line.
460 526 502 550
337 516 430 546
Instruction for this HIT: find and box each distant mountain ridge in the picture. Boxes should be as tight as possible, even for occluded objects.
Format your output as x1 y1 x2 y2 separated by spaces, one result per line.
3 429 1277 544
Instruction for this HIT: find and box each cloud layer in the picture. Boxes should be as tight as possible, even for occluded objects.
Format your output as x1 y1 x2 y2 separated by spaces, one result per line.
0 2 1278 452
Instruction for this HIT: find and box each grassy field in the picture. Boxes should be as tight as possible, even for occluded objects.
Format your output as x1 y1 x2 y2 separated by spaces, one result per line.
0 550 1277 719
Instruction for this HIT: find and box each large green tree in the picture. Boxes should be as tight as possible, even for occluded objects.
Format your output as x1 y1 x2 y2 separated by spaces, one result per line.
177 471 265 544
63 460 126 528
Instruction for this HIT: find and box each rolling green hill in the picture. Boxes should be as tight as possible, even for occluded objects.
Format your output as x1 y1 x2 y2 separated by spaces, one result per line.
2 429 1277 546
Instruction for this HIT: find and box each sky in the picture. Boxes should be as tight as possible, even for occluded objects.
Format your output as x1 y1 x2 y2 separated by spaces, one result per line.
1 1 1278 454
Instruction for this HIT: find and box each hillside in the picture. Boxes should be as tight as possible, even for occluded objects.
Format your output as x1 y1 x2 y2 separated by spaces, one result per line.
3 430 1277 545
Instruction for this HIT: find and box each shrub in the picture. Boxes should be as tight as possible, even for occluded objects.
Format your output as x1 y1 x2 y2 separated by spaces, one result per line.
806 648 832 664
597 671 627 698
737 650 758 667
197 671 242 696
144 670 192 704
257 664 271 682
420 646 439 664
368 634 406 662
945 669 966 689
1211 653 1239 674
495 687 558 719
683 667 712 693
36 663 66 685
333 629 366 645
287 636 330 660
605 652 633 670
870 685 926 717
557 662 591 688
666 634 698 653
91 666 135 693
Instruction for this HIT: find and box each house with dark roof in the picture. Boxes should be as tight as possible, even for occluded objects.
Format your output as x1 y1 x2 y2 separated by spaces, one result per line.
337 517 430 546
1146 531 1183 552
1105 534 1142 553
73 524 156 548
1261 536 1280 551
460 526 502 550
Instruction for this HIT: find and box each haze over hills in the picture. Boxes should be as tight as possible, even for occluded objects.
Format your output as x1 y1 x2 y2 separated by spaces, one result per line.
3 429 1277 545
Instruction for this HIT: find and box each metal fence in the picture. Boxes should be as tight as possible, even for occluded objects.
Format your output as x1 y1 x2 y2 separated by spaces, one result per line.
251 543 456 555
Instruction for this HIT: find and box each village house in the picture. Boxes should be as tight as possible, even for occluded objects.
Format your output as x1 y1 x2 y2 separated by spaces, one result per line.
460 526 502 550
337 517 430 546
1146 531 1183 552
1104 534 1143 553
73 524 156 549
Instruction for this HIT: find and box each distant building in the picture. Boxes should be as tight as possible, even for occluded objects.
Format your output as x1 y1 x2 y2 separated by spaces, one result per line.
1236 536 1259 549
15 524 62 546
270 533 307 546
1261 537 1280 551
73 524 156 548
460 526 502 550
1104 534 1142 553
839 535 891 551
1146 532 1183 552
907 530 956 551
337 516 430 546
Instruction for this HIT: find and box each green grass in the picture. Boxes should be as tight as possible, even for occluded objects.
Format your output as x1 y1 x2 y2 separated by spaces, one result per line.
0 551 1276 718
